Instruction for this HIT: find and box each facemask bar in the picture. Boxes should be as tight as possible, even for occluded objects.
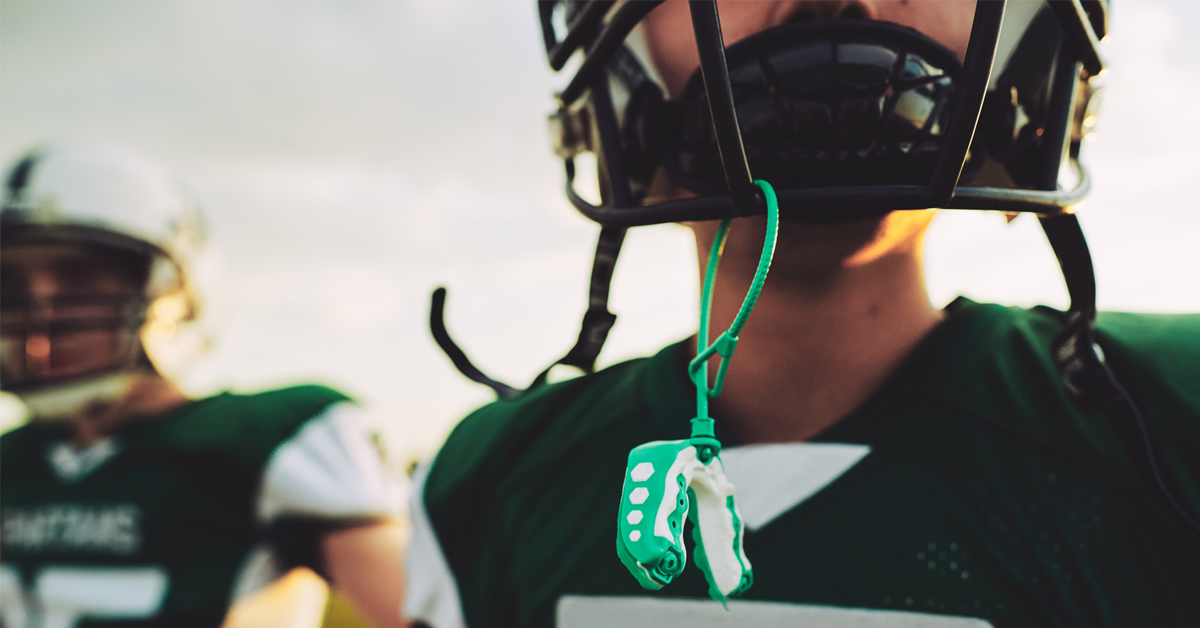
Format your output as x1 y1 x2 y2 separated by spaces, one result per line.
1047 0 1104 76
0 294 148 392
687 1 757 218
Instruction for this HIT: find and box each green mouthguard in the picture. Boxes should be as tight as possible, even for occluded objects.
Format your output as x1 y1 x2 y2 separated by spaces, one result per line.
616 180 778 603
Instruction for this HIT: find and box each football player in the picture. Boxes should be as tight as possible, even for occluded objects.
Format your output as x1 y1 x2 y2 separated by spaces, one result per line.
407 1 1200 627
0 144 409 628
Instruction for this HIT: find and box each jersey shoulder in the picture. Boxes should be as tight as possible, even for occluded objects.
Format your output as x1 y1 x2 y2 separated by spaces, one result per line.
890 300 1199 456
144 384 354 466
1017 305 1200 412
0 385 352 473
1094 310 1200 408
427 356 655 500
941 300 1199 412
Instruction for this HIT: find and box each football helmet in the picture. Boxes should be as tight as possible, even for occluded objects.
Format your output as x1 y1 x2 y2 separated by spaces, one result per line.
1 144 214 419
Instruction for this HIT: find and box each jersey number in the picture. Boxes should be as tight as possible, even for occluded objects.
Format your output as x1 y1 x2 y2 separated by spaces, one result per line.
0 565 167 628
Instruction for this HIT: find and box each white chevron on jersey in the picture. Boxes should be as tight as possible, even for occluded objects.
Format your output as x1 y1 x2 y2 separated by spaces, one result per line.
719 443 870 531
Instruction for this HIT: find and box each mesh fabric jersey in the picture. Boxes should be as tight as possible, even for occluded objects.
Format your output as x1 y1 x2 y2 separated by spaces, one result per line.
409 299 1200 628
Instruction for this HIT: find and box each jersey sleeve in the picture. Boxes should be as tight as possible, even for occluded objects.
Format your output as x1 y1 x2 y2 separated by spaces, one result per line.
257 400 406 523
403 460 467 628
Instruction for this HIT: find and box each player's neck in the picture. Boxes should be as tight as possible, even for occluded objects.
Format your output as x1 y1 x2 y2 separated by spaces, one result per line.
699 240 942 444
69 373 190 448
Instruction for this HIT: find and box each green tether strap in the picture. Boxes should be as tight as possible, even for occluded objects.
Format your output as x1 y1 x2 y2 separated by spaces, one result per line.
689 180 779 460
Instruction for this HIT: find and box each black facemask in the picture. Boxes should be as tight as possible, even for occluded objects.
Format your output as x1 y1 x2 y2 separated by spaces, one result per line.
639 21 963 199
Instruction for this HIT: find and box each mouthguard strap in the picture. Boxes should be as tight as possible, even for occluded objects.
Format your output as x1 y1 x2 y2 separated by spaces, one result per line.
688 180 779 449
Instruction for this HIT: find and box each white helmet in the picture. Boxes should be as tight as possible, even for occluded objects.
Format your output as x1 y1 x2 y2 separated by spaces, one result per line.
1 144 216 419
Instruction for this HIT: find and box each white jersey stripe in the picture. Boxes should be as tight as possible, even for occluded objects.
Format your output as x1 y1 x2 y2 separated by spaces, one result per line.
557 596 995 628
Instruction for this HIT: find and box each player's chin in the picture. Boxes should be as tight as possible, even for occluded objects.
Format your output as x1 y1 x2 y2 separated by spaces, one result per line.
845 209 938 267
772 209 935 272
779 206 892 226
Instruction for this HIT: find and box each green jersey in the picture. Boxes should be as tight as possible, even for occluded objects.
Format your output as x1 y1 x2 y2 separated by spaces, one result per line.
405 299 1200 628
1 385 402 628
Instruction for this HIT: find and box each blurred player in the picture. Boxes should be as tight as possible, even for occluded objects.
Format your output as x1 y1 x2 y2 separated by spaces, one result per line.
407 1 1200 627
0 144 409 628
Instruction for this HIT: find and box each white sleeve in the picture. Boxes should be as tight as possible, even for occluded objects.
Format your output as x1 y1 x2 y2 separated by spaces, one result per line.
256 401 406 523
402 460 466 628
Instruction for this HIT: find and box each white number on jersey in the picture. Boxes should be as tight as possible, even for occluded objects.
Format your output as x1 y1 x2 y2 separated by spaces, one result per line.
0 564 167 628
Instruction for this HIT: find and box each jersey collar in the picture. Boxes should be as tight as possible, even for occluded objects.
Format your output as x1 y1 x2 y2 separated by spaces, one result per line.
640 297 1010 447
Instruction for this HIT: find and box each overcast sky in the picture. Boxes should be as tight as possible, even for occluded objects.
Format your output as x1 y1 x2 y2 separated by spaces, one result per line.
2 0 1198 460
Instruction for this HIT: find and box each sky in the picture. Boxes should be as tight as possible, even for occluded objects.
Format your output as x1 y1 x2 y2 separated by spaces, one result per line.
2 0 1198 461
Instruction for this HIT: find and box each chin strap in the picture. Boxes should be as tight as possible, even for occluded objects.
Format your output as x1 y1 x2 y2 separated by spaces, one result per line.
429 227 626 401
1039 213 1200 536
1038 213 1122 410
555 227 626 375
